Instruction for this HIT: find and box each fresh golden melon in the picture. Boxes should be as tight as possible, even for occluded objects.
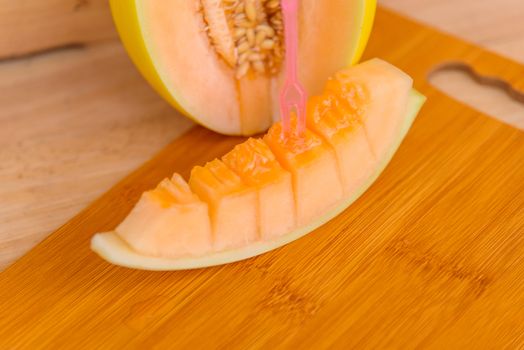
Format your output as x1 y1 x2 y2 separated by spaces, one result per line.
109 0 377 135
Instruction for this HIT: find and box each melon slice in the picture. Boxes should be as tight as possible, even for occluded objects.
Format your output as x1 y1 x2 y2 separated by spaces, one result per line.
115 174 212 258
306 90 376 196
109 0 377 135
189 159 259 250
222 138 295 240
325 58 413 156
91 59 426 270
263 120 344 226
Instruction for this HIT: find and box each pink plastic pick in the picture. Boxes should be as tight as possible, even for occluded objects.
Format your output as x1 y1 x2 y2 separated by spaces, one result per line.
280 0 307 137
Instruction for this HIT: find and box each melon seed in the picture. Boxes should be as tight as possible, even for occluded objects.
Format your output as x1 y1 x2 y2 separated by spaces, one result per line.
255 29 267 45
249 52 264 61
246 28 256 46
238 51 249 64
237 41 250 53
260 39 275 50
235 2 244 14
237 61 250 78
252 60 266 73
266 0 279 10
245 0 257 22
234 27 246 38
256 24 275 36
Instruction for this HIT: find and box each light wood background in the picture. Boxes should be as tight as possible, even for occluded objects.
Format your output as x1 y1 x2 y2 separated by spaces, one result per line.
1 0 523 270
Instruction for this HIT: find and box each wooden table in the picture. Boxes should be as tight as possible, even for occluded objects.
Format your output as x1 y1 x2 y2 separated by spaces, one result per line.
1 0 523 270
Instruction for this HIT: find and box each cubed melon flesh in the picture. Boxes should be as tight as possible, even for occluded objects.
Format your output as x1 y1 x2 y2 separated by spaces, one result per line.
222 138 295 240
326 58 413 156
91 59 426 271
115 174 212 258
189 159 258 250
263 120 344 226
306 92 376 195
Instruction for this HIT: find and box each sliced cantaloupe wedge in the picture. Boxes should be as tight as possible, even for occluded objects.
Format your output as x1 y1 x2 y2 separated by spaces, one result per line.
325 58 414 157
116 174 212 258
222 138 295 240
263 119 344 226
91 59 426 270
306 92 376 196
189 159 259 250
109 0 377 135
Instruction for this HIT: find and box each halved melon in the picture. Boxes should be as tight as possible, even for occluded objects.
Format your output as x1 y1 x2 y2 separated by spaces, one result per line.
109 0 377 135
91 59 426 270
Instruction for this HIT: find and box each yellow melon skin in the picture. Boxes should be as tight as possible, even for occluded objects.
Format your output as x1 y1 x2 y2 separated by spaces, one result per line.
109 0 377 136
92 88 426 271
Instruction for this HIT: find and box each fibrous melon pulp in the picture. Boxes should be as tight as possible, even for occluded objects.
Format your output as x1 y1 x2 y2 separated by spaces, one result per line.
91 59 426 270
109 0 377 135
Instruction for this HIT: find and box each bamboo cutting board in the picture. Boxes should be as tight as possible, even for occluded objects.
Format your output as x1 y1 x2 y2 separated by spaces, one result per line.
1 7 523 349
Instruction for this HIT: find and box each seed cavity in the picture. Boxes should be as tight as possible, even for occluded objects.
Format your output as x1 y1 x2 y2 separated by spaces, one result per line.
201 0 284 79
201 0 237 67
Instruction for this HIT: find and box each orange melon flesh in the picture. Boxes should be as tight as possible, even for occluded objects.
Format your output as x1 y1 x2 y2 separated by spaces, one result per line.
189 159 258 250
326 58 413 156
91 59 426 270
263 120 343 226
222 138 295 240
114 0 376 135
306 92 376 195
115 174 212 258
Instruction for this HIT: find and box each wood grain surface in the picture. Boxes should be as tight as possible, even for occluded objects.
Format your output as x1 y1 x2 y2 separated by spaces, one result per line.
2 0 524 270
0 0 115 59
0 42 192 268
1 8 523 348
380 0 524 64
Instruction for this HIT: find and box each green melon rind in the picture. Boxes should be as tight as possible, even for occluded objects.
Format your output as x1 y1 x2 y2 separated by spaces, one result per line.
91 89 425 270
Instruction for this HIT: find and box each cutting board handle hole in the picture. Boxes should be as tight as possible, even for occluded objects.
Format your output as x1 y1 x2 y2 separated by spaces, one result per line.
429 62 524 130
